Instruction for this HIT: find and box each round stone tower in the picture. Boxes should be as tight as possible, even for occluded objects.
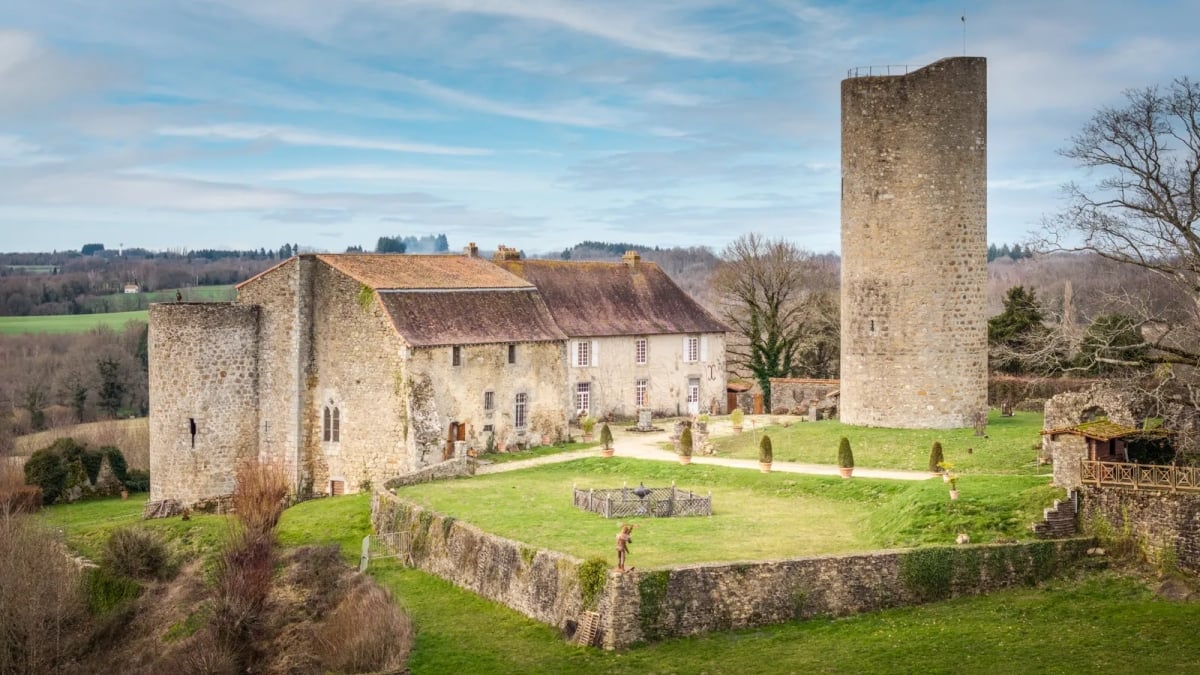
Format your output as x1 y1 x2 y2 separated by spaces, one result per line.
839 57 988 429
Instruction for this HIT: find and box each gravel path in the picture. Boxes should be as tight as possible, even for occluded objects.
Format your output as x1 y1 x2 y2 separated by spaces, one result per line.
474 418 931 481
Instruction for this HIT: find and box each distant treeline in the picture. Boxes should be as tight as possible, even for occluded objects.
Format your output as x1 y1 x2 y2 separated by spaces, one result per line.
372 234 450 254
560 241 663 259
987 243 1034 262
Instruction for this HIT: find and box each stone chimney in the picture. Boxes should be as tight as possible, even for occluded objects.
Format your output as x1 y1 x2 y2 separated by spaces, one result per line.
623 250 641 268
463 242 479 258
493 245 521 261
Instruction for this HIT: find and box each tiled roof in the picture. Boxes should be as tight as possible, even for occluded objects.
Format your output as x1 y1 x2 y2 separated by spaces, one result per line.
377 289 566 347
318 254 533 290
496 259 729 337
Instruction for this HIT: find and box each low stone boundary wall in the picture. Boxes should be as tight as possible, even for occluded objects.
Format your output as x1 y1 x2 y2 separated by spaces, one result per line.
383 456 475 490
1080 485 1200 574
372 491 586 631
371 492 1091 650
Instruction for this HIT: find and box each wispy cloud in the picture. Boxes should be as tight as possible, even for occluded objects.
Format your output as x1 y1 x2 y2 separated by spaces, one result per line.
156 123 492 156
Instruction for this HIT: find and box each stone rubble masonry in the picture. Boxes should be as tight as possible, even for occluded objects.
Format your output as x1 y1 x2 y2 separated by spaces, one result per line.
148 302 260 505
372 491 586 631
372 492 1090 650
1043 384 1146 488
1080 485 1200 574
840 57 988 429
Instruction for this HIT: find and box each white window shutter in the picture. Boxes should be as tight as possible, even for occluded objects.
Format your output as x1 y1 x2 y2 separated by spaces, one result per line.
700 335 709 361
591 340 599 367
683 336 689 360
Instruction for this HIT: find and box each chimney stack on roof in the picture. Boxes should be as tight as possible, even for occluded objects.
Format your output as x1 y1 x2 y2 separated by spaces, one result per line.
623 250 641 268
464 242 479 258
493 245 521 261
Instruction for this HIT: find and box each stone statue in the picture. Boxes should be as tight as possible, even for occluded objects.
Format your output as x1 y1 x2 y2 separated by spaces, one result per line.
616 523 635 572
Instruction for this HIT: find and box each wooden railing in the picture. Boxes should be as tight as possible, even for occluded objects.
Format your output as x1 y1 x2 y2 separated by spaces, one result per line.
1080 460 1200 492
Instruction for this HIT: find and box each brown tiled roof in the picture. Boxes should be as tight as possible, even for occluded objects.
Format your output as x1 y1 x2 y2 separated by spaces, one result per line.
377 289 566 347
318 254 533 290
496 259 729 337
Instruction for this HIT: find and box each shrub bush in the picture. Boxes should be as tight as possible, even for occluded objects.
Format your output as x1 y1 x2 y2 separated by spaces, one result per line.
232 460 288 537
759 434 773 464
599 422 613 449
100 446 130 484
103 527 173 581
730 408 744 426
314 581 413 673
838 436 854 468
679 427 694 457
124 469 150 493
929 441 945 473
0 487 43 514
24 449 67 504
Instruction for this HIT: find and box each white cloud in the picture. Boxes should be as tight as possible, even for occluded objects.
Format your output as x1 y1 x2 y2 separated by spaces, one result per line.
155 123 492 156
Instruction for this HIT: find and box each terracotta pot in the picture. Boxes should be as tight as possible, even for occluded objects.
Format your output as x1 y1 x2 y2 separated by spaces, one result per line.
120 489 129 501
950 489 960 500
839 467 853 479
759 461 772 474
583 433 594 443
678 455 692 465
942 474 951 483
732 426 743 434
600 448 615 458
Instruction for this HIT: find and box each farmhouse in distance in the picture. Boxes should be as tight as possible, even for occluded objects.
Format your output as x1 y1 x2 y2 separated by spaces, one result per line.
146 244 728 511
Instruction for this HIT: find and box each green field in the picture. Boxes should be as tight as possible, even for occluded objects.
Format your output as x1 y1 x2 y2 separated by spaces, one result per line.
85 284 235 313
714 410 1047 475
0 310 148 334
36 494 1200 674
394 458 1061 565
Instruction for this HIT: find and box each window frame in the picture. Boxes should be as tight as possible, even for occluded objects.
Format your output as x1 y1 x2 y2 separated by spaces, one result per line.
575 340 591 367
635 338 647 365
508 343 517 364
484 390 495 412
635 378 648 408
514 393 528 429
685 336 699 363
452 345 462 366
575 382 591 415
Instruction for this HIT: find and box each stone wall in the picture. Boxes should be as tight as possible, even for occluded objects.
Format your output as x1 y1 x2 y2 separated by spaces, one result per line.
236 257 310 491
568 333 728 419
408 338 569 465
371 494 1089 650
303 263 414 494
1079 485 1200 574
147 302 259 506
383 456 475 489
840 57 988 429
372 492 587 631
1043 384 1147 488
764 378 839 414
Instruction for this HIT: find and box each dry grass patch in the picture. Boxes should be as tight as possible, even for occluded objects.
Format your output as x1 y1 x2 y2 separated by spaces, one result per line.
14 418 149 470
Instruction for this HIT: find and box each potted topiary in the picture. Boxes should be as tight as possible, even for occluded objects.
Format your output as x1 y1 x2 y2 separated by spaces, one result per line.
837 436 854 479
759 434 773 473
599 422 614 458
581 415 596 442
678 426 694 465
947 472 960 500
730 407 744 433
929 441 945 477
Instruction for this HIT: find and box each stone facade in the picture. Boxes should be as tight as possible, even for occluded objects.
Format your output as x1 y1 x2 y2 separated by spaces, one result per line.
1043 384 1148 488
568 333 727 420
1080 485 1200 574
840 57 988 429
150 252 723 509
372 493 1090 649
147 303 260 505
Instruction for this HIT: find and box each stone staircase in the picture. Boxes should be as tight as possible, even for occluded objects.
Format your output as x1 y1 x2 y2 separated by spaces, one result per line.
1033 490 1078 538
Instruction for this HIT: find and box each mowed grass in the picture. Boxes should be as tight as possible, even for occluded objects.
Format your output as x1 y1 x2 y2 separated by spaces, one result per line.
87 284 235 312
35 491 1200 673
714 409 1047 475
0 310 148 334
394 458 1061 565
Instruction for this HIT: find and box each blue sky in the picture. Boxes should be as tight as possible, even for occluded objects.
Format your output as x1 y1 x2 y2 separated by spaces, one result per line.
1 0 1196 255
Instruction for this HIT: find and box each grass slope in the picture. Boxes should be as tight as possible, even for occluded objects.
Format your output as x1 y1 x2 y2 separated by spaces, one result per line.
86 284 235 313
37 493 1200 674
714 410 1047 475
394 458 1061 565
0 310 148 334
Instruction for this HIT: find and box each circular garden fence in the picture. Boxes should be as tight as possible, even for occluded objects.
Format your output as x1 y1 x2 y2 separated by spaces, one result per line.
573 483 712 518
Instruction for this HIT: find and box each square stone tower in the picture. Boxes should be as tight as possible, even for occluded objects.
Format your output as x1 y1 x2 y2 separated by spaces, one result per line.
839 57 988 428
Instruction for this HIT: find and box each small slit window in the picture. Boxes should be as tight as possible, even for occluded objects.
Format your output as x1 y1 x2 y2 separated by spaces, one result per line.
508 344 517 364
484 390 495 412
452 345 462 366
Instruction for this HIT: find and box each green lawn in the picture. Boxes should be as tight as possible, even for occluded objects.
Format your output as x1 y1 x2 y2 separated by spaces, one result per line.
714 410 1048 475
394 458 1061 565
0 310 148 334
85 285 235 313
33 491 1200 674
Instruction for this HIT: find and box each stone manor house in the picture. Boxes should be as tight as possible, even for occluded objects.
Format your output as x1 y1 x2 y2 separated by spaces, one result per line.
147 246 727 509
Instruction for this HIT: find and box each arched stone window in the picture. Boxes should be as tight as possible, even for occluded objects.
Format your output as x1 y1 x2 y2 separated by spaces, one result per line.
323 405 341 443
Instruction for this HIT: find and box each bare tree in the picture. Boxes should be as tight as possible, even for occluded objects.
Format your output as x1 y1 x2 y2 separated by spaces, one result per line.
712 233 839 411
1039 77 1200 447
